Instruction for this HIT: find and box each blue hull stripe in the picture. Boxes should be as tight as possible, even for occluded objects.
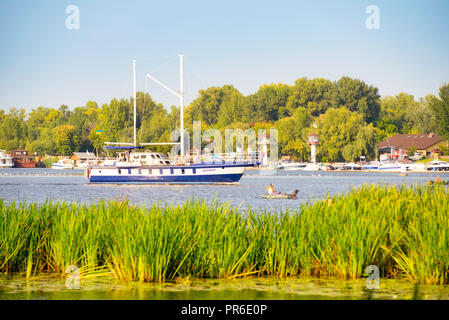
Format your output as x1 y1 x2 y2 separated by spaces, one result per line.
89 173 243 184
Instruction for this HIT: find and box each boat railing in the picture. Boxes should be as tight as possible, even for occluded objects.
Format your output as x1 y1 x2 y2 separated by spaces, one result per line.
169 152 261 165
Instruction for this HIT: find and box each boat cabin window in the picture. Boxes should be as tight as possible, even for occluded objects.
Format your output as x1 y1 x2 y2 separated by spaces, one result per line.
151 155 156 159
128 169 131 174
181 169 185 174
134 155 139 159
170 168 174 174
193 168 196 174
156 154 161 159
159 169 163 174
138 168 142 174
141 155 146 159
118 169 121 174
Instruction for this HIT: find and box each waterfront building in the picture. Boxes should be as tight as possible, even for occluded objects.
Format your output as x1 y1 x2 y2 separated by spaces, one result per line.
378 133 447 159
71 151 97 168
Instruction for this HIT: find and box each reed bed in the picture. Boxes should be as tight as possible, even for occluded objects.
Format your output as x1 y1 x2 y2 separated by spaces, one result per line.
1 184 448 284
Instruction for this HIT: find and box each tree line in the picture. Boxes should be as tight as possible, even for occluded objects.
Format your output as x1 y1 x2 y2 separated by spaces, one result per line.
0 76 448 162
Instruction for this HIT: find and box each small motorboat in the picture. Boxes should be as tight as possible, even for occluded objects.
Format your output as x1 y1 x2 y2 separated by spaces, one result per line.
427 180 449 185
262 189 299 199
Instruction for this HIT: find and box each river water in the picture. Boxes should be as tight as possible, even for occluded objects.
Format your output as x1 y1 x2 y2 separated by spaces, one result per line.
1 274 449 300
0 168 443 211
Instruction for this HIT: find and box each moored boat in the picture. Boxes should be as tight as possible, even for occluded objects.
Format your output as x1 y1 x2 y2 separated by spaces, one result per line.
343 163 362 170
361 160 380 170
9 149 37 168
303 163 326 171
276 161 307 171
376 160 404 172
51 159 74 170
0 150 14 168
425 160 449 172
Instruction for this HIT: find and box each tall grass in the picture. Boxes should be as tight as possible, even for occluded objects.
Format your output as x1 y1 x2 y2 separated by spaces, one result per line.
0 184 448 284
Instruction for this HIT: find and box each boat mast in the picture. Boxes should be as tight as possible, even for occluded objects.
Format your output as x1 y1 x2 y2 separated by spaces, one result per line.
144 52 185 161
133 58 137 147
179 53 184 160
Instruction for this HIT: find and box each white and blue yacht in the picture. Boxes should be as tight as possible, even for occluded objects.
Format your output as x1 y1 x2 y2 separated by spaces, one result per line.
86 160 254 184
86 54 257 184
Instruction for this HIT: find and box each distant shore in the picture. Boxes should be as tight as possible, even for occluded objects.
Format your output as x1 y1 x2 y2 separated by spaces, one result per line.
246 167 447 173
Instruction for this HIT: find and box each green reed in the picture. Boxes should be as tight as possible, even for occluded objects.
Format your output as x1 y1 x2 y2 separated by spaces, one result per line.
0 184 448 284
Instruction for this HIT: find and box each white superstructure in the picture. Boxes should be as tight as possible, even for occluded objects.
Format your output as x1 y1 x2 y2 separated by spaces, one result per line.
0 150 14 168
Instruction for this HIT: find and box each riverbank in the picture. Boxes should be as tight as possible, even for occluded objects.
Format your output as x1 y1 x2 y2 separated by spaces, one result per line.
1 184 448 285
247 167 449 173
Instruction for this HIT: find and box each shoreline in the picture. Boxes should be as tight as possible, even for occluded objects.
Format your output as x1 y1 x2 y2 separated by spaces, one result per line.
1 274 448 300
247 167 446 173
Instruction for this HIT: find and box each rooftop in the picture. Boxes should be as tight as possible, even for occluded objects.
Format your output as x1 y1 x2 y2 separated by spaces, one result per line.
378 133 442 150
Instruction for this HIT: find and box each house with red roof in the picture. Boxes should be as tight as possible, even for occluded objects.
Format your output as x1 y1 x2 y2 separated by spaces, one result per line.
378 133 447 159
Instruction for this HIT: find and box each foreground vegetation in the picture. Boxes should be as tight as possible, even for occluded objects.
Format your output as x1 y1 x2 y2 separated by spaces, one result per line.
1 184 448 284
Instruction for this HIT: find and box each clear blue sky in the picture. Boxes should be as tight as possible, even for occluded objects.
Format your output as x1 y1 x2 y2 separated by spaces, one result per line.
1 0 448 112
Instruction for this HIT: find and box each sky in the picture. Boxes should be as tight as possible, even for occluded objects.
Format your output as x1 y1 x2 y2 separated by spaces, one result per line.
0 0 448 112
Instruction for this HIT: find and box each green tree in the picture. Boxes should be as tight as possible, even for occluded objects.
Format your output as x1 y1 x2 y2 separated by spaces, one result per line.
276 107 312 160
318 108 377 161
186 85 242 127
428 84 449 139
408 145 417 157
53 124 78 155
377 93 427 134
216 90 246 127
88 127 105 155
0 108 27 150
26 128 56 155
244 84 292 122
333 77 380 123
287 78 334 116
410 95 436 133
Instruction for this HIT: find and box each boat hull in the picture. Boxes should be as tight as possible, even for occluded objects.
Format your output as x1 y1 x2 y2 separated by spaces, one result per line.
261 194 296 199
362 166 379 170
14 163 36 168
426 167 449 172
89 173 244 184
377 167 402 171
51 164 74 170
86 163 254 184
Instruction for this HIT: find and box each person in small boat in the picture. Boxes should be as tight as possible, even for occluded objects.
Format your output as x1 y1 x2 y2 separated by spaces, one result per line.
266 184 281 195
435 175 441 183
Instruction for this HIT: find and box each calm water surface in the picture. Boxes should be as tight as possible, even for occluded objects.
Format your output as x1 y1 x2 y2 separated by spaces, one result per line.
0 168 444 211
1 274 449 300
